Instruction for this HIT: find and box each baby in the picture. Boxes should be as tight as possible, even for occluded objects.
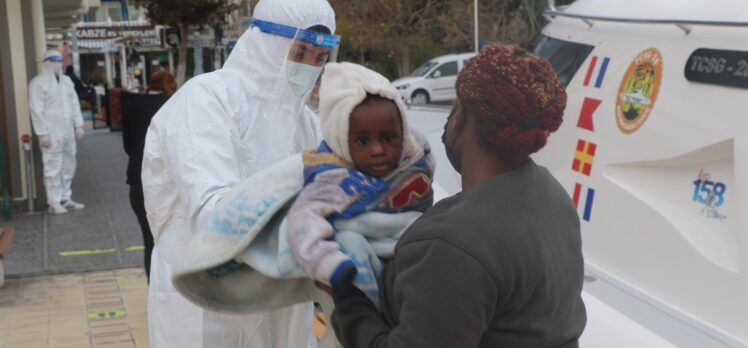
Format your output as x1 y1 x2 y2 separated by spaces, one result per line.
286 62 434 290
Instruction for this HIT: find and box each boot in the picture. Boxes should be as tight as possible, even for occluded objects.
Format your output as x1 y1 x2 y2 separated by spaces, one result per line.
62 200 85 210
48 203 68 214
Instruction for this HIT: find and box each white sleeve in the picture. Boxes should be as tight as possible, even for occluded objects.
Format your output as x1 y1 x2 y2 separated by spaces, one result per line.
157 82 243 236
286 173 350 278
28 78 49 136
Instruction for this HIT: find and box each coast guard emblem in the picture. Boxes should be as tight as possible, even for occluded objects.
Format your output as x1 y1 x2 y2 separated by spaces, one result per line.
615 48 663 134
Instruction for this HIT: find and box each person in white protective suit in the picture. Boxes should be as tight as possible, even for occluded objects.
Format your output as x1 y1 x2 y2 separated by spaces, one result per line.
29 50 86 215
140 0 338 346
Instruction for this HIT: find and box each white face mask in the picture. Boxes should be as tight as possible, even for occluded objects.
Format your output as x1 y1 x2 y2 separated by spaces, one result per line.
286 61 322 97
44 61 63 76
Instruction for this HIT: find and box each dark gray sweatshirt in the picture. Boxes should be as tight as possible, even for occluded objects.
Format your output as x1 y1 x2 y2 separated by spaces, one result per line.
332 159 587 348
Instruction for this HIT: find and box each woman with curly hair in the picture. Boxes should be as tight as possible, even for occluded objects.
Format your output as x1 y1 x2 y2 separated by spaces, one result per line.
329 44 587 348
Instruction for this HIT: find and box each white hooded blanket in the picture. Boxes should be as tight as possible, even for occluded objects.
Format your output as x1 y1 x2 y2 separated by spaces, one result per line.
172 131 434 313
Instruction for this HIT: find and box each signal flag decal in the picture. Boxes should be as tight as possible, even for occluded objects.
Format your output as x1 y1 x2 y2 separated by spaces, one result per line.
577 97 602 131
583 56 611 88
572 139 597 176
573 183 595 222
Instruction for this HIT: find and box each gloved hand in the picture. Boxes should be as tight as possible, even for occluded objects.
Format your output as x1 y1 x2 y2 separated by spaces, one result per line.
39 135 52 149
75 127 84 139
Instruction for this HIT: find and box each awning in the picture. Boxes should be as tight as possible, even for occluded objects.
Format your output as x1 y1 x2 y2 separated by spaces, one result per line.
44 0 91 33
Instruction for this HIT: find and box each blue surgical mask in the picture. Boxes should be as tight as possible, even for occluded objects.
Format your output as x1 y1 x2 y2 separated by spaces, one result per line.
286 61 322 97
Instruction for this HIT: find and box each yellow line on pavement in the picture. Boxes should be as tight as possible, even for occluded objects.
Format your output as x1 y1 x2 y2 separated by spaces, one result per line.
59 248 116 256
88 308 126 320
58 245 145 256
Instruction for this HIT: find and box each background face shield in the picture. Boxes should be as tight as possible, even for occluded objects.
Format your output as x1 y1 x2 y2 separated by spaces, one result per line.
43 54 64 75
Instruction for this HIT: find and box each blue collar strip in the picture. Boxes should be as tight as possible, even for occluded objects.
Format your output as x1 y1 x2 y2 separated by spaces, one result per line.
44 56 63 62
250 18 339 48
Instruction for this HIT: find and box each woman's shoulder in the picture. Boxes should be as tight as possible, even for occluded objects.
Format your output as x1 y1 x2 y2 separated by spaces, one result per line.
397 194 471 244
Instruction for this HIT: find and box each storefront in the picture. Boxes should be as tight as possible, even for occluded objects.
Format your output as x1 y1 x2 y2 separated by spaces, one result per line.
74 20 168 90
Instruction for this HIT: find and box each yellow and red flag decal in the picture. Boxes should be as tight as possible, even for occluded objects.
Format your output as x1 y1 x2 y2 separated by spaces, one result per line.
572 139 596 176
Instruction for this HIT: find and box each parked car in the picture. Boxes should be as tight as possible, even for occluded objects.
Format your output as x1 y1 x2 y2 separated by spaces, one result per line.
391 52 476 104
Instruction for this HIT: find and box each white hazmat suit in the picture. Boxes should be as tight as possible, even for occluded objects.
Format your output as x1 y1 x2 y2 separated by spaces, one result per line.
29 50 85 214
141 0 336 346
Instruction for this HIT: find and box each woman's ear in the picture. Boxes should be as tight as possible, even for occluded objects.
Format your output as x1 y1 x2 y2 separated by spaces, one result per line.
453 100 469 135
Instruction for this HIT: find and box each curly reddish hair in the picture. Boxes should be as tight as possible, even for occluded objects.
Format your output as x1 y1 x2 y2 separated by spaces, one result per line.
146 70 177 96
456 44 567 162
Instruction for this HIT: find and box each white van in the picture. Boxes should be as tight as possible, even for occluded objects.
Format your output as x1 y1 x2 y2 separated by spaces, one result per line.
391 52 476 104
406 0 748 346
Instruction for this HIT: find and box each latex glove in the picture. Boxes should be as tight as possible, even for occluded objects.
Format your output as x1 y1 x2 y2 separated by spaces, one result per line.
75 127 84 139
39 135 52 149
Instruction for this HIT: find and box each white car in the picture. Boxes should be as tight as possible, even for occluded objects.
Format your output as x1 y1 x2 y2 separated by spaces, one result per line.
391 52 476 105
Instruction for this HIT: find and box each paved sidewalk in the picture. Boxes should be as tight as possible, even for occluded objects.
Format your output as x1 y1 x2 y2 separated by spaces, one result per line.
0 268 149 348
1 131 145 277
0 130 329 347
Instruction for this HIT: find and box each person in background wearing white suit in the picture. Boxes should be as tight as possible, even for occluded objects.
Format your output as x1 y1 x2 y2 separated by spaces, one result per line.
29 50 86 215
140 0 338 346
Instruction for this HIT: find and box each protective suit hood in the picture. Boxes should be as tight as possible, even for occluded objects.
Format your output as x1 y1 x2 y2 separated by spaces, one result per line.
42 50 63 76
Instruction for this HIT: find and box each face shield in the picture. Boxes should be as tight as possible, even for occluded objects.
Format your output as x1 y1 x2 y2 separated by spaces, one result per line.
43 52 63 76
236 18 340 165
250 18 339 97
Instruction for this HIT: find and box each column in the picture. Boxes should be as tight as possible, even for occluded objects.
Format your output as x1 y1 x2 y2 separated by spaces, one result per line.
2 0 32 201
139 54 146 88
104 52 113 87
119 44 127 88
168 50 174 74
71 25 80 76
30 0 45 74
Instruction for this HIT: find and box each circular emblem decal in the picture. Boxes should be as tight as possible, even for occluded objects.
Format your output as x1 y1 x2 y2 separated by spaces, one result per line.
615 48 663 134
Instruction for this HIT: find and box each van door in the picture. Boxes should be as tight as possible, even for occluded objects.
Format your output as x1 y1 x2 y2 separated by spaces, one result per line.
427 61 458 101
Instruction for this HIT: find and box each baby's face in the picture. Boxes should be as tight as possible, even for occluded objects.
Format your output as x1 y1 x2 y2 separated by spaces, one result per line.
348 101 403 178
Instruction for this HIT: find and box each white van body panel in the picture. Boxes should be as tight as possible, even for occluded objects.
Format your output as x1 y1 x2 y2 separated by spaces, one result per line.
535 1 748 345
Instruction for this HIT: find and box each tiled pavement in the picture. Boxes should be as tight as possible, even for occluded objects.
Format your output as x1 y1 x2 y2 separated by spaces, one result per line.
0 129 150 348
1 130 145 277
0 130 329 347
0 268 331 348
0 268 149 348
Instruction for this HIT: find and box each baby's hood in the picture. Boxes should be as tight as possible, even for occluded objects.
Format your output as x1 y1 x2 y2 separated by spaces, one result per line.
319 62 423 173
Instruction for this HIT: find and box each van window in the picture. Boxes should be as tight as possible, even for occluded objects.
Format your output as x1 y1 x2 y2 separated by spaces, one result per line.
410 62 438 77
432 62 458 78
527 34 594 87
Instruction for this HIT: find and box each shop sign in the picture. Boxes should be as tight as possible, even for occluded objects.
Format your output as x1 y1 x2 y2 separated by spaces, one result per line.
76 25 162 47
